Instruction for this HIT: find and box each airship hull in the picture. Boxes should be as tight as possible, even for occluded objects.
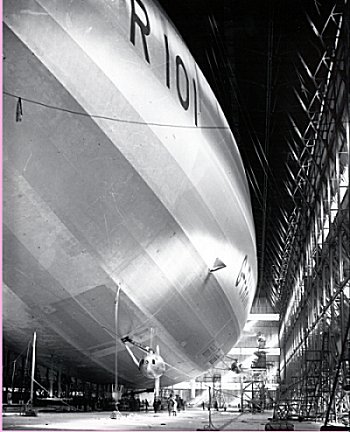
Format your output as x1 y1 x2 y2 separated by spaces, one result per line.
3 0 257 387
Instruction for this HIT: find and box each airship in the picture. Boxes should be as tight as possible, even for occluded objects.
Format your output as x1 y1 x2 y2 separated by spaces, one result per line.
3 0 257 390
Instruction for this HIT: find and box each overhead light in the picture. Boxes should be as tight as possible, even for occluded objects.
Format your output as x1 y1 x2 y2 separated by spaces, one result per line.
209 258 226 273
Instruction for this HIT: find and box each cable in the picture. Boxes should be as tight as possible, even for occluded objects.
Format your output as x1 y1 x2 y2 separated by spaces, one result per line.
3 91 230 130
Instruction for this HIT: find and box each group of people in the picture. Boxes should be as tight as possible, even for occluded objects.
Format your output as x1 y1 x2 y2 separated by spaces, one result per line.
152 394 187 415
202 400 226 411
167 394 186 415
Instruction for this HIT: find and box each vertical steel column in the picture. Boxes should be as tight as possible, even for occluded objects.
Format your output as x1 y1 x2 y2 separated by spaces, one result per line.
29 331 37 407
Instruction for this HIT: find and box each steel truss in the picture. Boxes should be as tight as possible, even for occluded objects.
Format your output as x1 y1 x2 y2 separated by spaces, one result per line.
276 0 350 426
240 369 268 413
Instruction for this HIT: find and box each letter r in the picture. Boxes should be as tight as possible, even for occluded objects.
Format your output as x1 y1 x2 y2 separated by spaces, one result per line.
130 0 151 63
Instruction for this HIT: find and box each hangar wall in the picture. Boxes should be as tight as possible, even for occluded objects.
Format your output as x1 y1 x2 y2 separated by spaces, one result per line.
276 1 350 423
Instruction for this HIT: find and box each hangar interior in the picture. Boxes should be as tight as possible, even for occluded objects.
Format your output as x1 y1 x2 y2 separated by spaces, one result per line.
2 0 350 429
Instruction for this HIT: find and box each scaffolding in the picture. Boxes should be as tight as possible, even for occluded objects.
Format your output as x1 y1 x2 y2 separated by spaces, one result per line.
197 373 225 409
240 369 268 413
275 0 350 427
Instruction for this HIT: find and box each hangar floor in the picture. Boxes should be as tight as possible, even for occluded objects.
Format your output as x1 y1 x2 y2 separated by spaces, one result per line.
3 408 323 430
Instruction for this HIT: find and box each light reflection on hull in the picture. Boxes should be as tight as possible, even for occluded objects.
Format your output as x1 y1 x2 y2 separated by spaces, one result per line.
3 0 257 387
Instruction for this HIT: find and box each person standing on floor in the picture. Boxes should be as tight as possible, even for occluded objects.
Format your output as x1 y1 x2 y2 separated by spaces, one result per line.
172 396 177 416
167 394 175 416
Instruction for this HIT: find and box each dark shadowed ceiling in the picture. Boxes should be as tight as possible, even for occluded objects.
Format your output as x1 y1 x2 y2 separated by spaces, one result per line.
159 0 339 310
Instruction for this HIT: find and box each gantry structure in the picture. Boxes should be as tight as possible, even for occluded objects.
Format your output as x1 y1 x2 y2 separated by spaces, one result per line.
275 0 350 426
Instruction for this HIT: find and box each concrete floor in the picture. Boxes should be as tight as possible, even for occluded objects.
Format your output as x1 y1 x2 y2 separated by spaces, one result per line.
3 408 324 430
